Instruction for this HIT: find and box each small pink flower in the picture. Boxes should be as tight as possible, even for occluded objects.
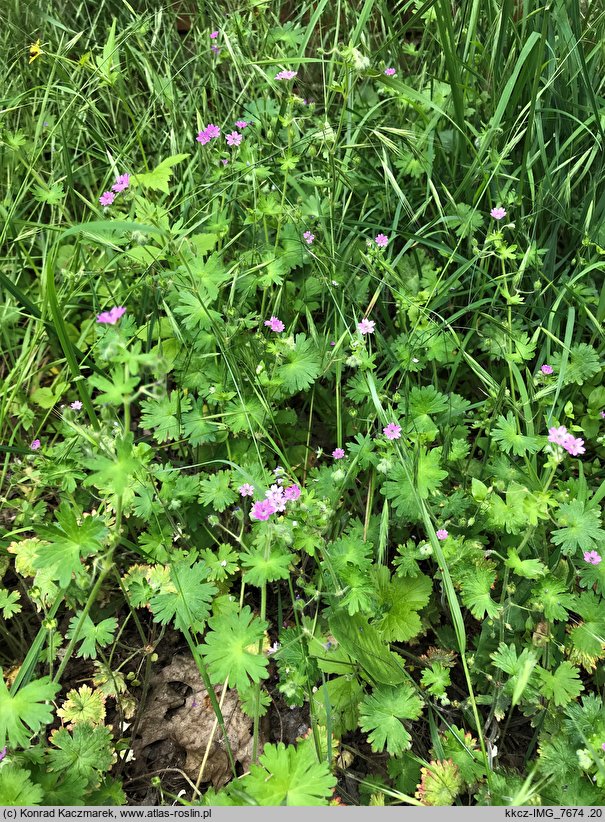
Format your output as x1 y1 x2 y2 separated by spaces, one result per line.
303 230 315 244
436 529 449 541
283 484 301 501
211 45 221 55
601 411 605 419
563 435 585 456
250 499 276 521
97 306 126 325
490 206 506 220
30 439 41 451
99 191 115 206
206 124 220 139
0 747 6 763
70 400 83 410
264 316 285 333
239 483 254 497
275 70 297 80
357 318 375 335
384 68 396 76
601 743 605 752
332 448 345 460
266 484 287 512
383 423 401 440
197 129 211 144
540 364 553 375
267 641 280 655
584 550 602 565
235 120 248 129
221 158 229 166
112 173 130 193
548 425 569 447
375 233 389 247
226 131 242 147
210 31 219 39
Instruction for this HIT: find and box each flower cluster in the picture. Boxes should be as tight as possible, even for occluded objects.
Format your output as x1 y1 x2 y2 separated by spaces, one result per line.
99 173 130 207
264 316 285 333
250 483 301 521
97 306 126 325
548 425 585 456
197 123 221 145
275 69 297 81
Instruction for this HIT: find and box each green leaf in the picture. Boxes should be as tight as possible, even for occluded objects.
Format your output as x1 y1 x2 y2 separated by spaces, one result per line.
89 369 139 406
372 566 432 642
241 739 336 805
551 500 605 556
82 434 145 496
537 662 584 707
241 546 294 586
491 412 540 456
0 673 60 748
149 559 217 633
460 567 500 619
35 505 107 588
133 153 189 194
420 663 451 697
0 765 44 806
48 723 114 779
276 334 321 394
200 605 269 690
505 548 547 580
0 589 22 619
382 449 447 521
198 471 237 512
329 611 406 686
359 684 423 755
66 614 118 660
140 391 192 443
530 578 576 622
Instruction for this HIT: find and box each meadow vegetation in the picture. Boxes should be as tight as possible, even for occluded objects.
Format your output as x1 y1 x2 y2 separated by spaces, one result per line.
1 0 605 807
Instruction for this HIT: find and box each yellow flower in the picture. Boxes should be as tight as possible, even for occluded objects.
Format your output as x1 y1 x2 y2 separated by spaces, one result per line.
29 39 42 63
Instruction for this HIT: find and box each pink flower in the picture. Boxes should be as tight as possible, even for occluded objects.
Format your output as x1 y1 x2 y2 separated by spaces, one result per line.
210 30 219 38
99 191 115 206
221 158 229 166
211 45 221 55
540 364 553 375
264 316 285 333
267 641 280 655
602 743 605 752
250 499 276 521
266 484 287 512
375 233 389 247
383 423 401 440
357 318 375 335
70 400 83 410
563 435 585 456
384 68 396 76
601 411 605 419
206 124 221 139
0 747 6 763
490 206 506 220
235 120 248 129
239 483 254 497
332 448 345 460
30 439 41 451
226 131 242 147
97 306 126 325
197 130 211 144
112 173 130 193
283 484 301 501
275 70 297 80
548 425 569 447
584 550 602 565
436 529 449 541
303 230 315 244
548 426 585 456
